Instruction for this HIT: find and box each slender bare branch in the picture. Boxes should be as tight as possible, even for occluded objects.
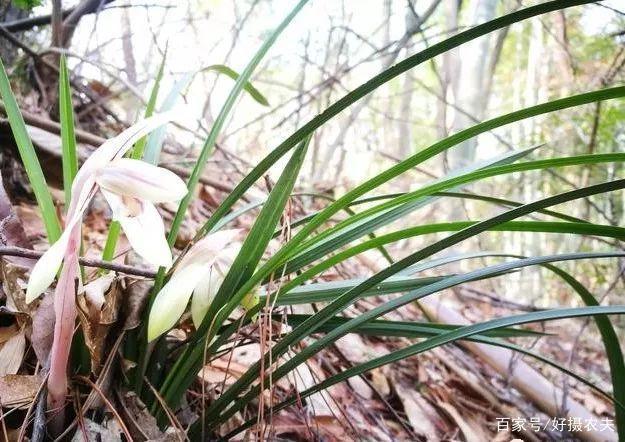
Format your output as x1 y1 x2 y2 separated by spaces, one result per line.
0 246 157 278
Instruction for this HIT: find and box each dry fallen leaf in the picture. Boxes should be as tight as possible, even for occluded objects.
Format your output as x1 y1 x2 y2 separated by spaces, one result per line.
347 375 373 399
1 257 56 368
70 418 123 442
0 174 35 268
0 374 42 408
0 324 18 344
117 392 165 441
1 261 30 315
0 329 25 376
77 275 121 373
393 382 441 440
121 278 152 331
30 292 55 366
370 368 390 396
437 401 487 442
83 272 116 312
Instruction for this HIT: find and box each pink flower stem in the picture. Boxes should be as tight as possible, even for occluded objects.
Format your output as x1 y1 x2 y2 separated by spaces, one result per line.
47 224 80 433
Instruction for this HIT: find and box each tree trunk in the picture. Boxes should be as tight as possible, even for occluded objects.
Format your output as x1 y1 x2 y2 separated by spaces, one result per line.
447 0 498 170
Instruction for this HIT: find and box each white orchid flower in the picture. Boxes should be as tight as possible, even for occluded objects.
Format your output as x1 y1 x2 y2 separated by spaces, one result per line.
190 244 240 327
26 113 187 303
148 229 241 342
31 113 186 418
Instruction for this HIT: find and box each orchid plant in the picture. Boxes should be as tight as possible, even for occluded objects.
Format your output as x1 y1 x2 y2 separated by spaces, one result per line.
25 113 187 417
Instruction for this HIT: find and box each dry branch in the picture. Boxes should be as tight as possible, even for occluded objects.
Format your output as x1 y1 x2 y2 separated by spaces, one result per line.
0 245 156 278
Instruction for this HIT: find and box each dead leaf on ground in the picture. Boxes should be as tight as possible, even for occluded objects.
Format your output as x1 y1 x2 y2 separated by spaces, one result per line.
30 292 55 366
77 274 121 373
0 174 34 268
14 205 45 247
118 392 165 441
83 272 115 312
0 324 18 344
121 278 152 331
370 368 390 396
1 258 56 368
393 381 441 440
0 374 42 408
199 359 249 387
437 401 487 442
1 261 31 316
0 329 25 376
258 414 349 442
70 418 123 442
347 374 373 399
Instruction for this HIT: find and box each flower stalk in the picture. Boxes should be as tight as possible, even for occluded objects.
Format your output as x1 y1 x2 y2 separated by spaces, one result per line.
26 113 186 427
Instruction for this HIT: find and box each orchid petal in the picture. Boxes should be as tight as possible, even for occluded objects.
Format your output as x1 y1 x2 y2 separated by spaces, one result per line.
25 218 84 303
190 245 239 327
67 113 176 216
101 190 172 268
80 112 177 173
190 267 222 328
147 263 206 341
26 234 69 303
178 229 242 270
95 158 187 203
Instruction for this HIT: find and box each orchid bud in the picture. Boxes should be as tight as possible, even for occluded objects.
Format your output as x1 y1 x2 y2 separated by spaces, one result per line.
147 230 241 341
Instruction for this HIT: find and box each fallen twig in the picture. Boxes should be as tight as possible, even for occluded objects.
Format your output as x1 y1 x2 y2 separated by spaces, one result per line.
0 245 157 278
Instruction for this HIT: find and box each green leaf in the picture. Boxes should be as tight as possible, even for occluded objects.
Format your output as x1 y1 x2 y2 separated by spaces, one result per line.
203 64 269 107
191 0 598 245
131 48 167 161
145 0 309 402
155 136 311 417
280 314 546 338
58 55 78 210
283 150 625 277
302 305 625 411
435 191 586 223
159 1 614 411
246 152 625 313
271 275 448 305
278 145 544 274
12 0 42 10
204 99 625 345
165 0 308 251
544 265 625 439
211 252 625 428
0 58 61 242
210 137 310 320
284 220 625 278
202 179 625 424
